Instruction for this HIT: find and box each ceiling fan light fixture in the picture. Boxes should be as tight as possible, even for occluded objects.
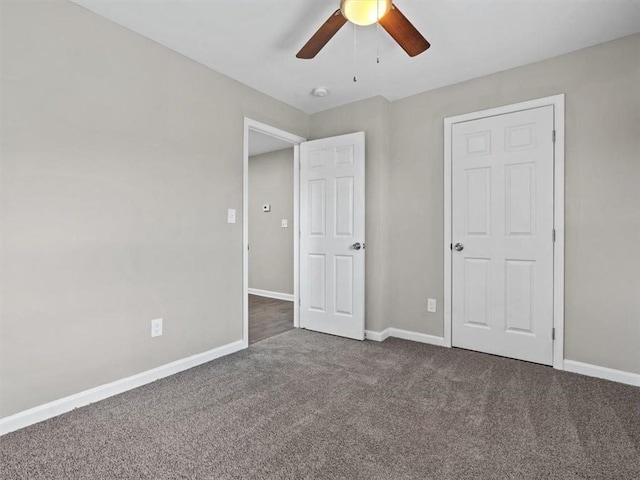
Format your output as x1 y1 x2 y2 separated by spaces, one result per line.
340 0 392 26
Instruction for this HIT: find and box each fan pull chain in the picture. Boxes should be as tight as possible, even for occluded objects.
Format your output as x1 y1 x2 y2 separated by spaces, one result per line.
376 24 381 64
353 23 358 82
376 0 380 64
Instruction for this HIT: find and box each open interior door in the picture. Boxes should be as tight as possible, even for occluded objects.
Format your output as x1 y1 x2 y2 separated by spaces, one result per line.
299 132 365 340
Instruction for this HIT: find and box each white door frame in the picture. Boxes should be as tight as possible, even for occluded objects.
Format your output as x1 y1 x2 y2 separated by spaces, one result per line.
243 118 306 348
443 94 565 370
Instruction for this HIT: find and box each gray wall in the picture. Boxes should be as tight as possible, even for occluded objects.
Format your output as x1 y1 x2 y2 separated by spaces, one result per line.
249 149 294 295
2 1 638 419
0 1 308 417
385 33 640 374
309 97 392 334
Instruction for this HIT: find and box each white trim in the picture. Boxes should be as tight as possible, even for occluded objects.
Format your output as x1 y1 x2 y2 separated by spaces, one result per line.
443 94 565 369
564 360 640 387
443 110 453 348
243 119 306 347
293 144 301 329
365 328 445 347
247 288 294 302
0 340 245 436
388 328 447 347
551 98 566 371
365 328 390 342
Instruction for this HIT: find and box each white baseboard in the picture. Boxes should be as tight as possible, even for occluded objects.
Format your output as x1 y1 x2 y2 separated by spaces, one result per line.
388 328 447 347
247 288 294 302
563 360 640 387
365 327 446 347
366 328 639 388
0 339 246 436
365 328 390 342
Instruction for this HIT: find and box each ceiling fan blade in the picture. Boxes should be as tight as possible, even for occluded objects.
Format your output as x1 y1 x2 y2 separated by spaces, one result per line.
379 4 430 57
296 9 348 59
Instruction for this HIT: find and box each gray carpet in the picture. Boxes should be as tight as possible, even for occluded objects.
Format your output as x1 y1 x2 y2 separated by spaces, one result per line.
249 294 294 345
1 329 639 480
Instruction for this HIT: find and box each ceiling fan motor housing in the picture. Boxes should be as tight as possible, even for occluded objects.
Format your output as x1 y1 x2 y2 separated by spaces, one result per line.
340 0 392 26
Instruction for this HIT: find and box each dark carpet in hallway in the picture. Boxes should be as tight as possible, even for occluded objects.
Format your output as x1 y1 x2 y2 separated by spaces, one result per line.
1 329 638 479
248 294 294 345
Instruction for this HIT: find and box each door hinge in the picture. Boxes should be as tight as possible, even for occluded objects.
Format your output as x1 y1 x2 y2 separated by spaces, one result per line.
552 130 556 144
450 243 453 251
552 328 556 341
552 229 556 243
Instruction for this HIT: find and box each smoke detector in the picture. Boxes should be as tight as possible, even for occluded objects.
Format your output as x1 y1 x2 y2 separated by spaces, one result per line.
311 87 329 97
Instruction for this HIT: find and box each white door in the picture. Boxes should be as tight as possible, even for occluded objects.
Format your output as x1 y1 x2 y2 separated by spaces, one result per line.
299 132 365 340
452 106 555 365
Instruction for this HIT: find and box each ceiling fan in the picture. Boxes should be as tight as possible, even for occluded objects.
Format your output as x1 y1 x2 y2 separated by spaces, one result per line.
296 0 430 59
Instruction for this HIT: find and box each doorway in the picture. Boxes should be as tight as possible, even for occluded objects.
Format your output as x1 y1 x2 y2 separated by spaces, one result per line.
443 95 565 369
243 119 305 346
243 120 367 346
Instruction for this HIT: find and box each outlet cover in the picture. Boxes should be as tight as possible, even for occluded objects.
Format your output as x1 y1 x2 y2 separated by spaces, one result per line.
427 299 437 313
281 219 288 228
151 318 163 337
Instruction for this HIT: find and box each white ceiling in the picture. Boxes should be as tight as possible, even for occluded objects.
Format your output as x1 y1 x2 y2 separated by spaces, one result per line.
72 0 640 114
249 130 294 156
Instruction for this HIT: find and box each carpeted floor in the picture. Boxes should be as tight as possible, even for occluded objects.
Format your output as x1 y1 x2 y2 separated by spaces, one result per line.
1 329 639 480
249 294 294 345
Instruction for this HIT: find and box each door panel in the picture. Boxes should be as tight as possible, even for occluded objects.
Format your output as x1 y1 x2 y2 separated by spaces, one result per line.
452 106 554 365
300 132 365 340
505 260 535 334
309 180 326 236
466 167 491 235
506 163 536 236
335 177 354 236
309 254 326 311
464 257 491 328
334 255 354 316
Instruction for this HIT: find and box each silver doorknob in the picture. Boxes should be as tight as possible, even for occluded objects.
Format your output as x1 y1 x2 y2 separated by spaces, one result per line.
351 242 363 250
454 243 464 252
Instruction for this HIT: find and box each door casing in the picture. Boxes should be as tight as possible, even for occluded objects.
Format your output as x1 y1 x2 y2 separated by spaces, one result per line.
443 95 565 370
243 118 306 348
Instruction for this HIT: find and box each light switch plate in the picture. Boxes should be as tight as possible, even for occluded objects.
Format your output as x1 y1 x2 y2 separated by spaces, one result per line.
151 318 163 337
427 298 437 313
281 219 288 228
227 208 236 224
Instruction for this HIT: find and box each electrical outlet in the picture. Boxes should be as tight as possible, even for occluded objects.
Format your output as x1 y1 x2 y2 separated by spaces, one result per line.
427 298 437 313
281 219 288 228
227 209 236 224
151 318 163 338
